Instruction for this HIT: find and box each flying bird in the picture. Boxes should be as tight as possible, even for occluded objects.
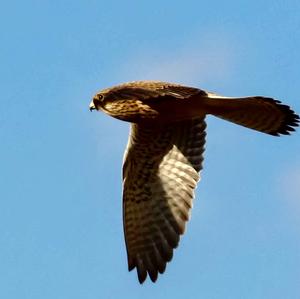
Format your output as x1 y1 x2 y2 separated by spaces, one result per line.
89 81 299 283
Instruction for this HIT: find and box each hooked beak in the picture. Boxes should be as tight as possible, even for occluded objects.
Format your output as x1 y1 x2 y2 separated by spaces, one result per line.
89 101 96 112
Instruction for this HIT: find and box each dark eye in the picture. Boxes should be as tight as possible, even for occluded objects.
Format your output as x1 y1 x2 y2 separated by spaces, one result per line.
94 94 104 104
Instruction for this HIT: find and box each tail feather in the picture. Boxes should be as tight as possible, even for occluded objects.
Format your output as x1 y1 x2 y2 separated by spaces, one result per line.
206 95 299 136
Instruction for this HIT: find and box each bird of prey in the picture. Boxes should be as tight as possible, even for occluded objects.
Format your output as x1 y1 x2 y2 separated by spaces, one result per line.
89 81 299 283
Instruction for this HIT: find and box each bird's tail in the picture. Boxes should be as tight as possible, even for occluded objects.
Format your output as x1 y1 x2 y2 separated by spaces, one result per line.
204 94 299 136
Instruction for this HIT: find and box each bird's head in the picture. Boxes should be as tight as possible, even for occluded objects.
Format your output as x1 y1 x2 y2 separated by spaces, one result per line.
89 93 105 111
89 83 160 122
89 90 136 121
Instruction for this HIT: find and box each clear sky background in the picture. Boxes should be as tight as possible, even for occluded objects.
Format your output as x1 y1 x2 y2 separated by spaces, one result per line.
1 1 300 298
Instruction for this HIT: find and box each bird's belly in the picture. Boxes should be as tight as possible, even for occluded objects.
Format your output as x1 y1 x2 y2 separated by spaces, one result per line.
146 97 208 123
103 96 208 123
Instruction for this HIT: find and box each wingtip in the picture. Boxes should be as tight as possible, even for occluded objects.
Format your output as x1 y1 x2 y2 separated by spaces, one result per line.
269 100 299 136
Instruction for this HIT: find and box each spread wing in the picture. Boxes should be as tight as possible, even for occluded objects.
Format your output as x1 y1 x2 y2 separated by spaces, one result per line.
122 117 206 283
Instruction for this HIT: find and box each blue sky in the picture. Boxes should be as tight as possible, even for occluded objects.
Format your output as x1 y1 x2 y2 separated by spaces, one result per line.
1 0 300 298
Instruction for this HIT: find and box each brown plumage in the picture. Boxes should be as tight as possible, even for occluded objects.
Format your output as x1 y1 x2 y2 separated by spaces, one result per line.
89 81 299 283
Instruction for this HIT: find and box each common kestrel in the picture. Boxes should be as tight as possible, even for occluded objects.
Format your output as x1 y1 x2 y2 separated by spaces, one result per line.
89 81 299 283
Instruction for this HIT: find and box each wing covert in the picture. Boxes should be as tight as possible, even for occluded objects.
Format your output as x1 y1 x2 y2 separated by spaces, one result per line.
103 81 205 102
